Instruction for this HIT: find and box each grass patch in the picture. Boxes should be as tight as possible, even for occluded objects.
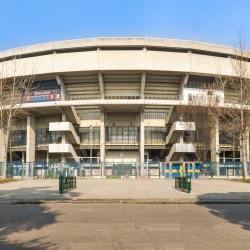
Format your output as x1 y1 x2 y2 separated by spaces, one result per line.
105 176 121 179
0 178 18 184
231 178 250 184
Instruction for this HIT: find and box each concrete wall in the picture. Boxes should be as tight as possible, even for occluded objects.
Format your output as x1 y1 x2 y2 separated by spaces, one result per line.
105 151 139 163
11 119 26 130
35 115 61 129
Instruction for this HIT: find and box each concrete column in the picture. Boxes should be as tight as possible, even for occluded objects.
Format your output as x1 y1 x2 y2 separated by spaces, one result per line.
210 119 220 175
56 75 66 101
46 151 49 165
140 111 145 176
100 111 105 164
26 116 35 163
179 74 189 100
22 151 25 164
61 114 67 163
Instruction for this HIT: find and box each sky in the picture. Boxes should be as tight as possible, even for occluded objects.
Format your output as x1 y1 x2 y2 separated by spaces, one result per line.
0 0 250 50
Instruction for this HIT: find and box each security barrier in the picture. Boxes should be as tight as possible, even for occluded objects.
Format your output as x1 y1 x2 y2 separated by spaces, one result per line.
161 162 201 178
59 176 76 194
1 161 250 179
175 176 191 193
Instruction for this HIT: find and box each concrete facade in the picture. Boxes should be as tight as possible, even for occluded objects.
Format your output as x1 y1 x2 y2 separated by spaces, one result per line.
1 37 250 172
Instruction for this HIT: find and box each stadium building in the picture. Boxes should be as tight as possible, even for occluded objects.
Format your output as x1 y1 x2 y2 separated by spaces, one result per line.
0 37 250 177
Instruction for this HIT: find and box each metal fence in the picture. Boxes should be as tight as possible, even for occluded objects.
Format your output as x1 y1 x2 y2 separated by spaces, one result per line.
0 161 250 179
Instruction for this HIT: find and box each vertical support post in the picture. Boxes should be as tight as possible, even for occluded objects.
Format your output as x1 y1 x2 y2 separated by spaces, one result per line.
22 151 25 178
61 114 66 164
210 119 220 176
140 72 146 99
140 110 145 176
100 110 105 178
90 125 93 176
26 116 35 177
56 75 66 101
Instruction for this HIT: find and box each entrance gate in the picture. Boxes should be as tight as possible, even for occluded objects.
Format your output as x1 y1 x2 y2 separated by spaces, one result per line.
104 162 139 177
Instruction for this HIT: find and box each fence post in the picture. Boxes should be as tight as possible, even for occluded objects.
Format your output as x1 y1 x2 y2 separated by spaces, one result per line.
25 163 29 178
59 176 64 194
216 162 220 177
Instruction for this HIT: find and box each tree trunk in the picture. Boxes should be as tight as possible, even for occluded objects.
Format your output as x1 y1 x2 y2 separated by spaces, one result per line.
240 133 248 179
2 137 7 179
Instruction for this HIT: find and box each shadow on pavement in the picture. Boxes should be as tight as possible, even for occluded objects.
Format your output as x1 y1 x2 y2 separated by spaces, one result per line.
0 185 80 201
198 192 250 231
0 186 81 249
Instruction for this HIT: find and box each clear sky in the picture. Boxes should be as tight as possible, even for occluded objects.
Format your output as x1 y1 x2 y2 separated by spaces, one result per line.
1 0 250 50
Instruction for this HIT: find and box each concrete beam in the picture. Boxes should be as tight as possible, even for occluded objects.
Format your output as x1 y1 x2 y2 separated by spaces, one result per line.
49 122 80 145
61 106 80 125
140 72 146 99
166 121 195 144
56 75 66 101
166 143 195 161
179 74 189 100
98 72 104 99
49 143 80 163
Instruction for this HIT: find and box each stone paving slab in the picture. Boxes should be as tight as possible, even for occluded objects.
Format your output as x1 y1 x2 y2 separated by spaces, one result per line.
0 178 250 203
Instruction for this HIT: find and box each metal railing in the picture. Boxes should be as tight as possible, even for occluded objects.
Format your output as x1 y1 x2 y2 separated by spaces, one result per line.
59 176 76 194
175 176 191 193
1 161 250 179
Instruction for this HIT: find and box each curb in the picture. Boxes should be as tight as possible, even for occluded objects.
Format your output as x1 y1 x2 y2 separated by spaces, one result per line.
1 199 250 205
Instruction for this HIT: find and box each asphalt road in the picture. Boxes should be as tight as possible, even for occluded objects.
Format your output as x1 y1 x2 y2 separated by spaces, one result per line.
0 203 249 250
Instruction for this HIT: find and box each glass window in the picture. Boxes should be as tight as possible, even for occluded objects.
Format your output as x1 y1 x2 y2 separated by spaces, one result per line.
36 128 61 145
10 130 26 146
106 126 139 144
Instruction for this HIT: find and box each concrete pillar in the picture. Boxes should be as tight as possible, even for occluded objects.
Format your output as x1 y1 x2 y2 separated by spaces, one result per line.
61 114 67 163
26 116 35 163
56 75 66 101
100 111 105 164
210 119 220 175
46 151 49 165
22 151 25 177
140 111 145 176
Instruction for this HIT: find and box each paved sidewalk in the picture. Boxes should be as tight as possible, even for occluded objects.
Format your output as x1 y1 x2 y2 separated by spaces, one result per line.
1 178 250 203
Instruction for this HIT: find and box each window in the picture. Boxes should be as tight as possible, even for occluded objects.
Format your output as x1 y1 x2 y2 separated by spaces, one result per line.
144 112 166 119
106 127 139 144
145 127 166 144
79 127 100 144
36 129 61 145
10 130 26 146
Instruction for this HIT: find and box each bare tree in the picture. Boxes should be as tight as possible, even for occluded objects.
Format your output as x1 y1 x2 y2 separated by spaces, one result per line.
218 39 250 178
0 58 34 178
179 38 250 178
177 86 221 162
